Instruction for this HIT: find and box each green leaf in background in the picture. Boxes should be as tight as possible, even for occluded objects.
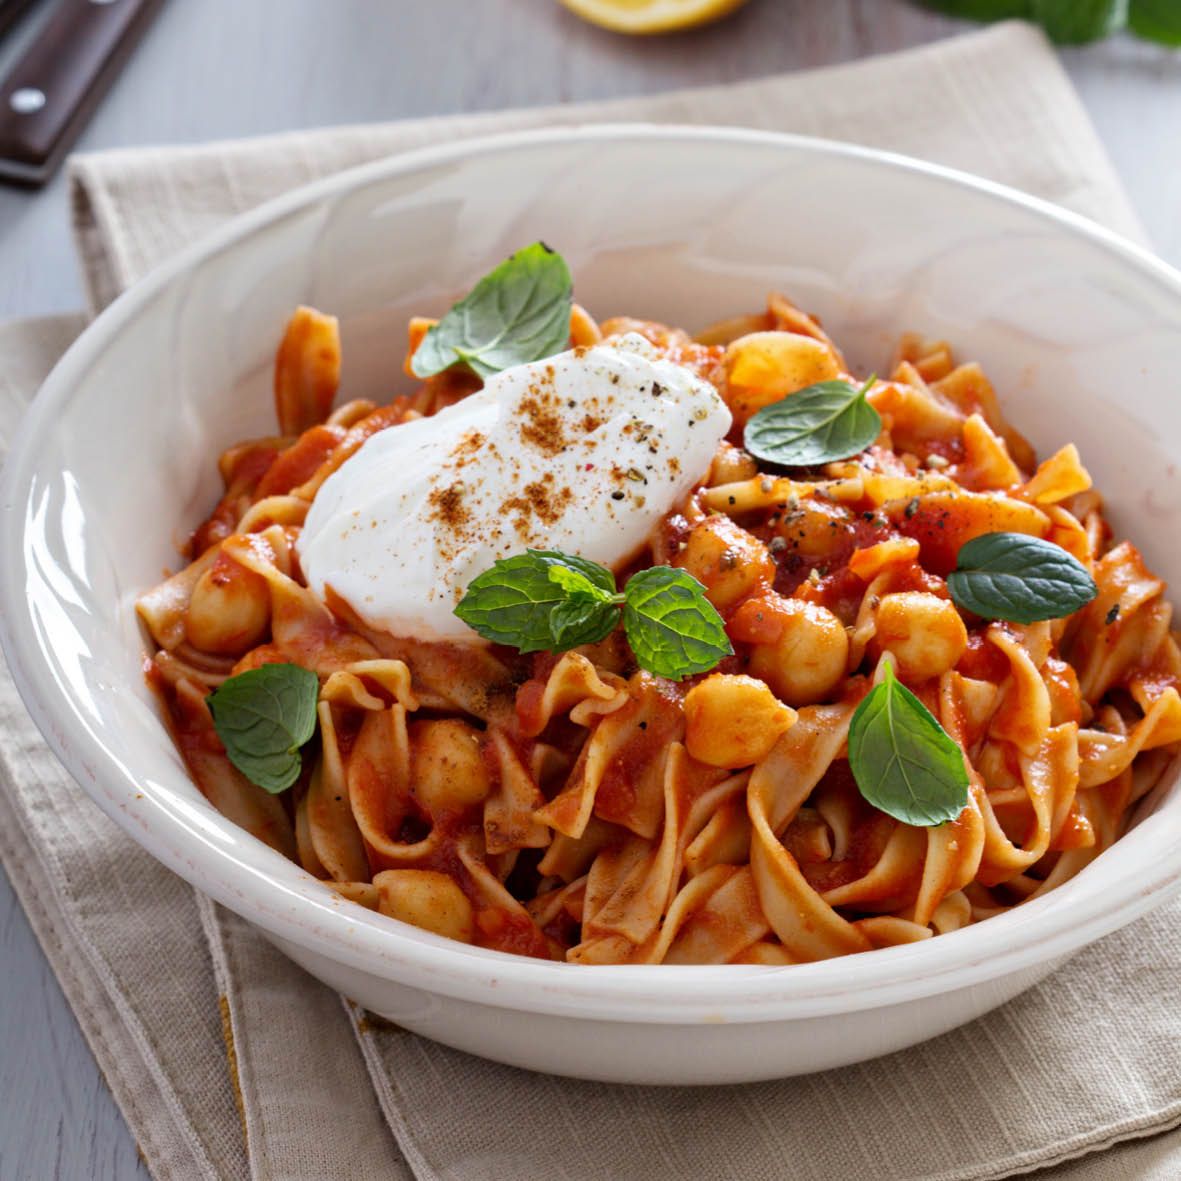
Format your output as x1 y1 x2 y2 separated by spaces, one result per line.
208 663 320 794
918 0 1153 42
917 0 1030 17
1031 0 1129 42
622 567 733 681
454 550 600 652
743 377 882 468
947 532 1098 624
1129 0 1181 44
847 662 970 827
411 242 573 379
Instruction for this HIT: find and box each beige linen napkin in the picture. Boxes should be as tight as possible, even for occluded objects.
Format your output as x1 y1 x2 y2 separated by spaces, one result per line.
2 20 1178 1181
70 21 1142 315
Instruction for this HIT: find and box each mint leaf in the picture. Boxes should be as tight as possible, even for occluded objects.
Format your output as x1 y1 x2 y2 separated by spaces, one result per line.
1031 0 1128 41
948 532 1097 624
547 562 615 602
207 664 319 794
848 663 969 827
550 596 620 650
546 565 619 647
744 377 881 468
455 551 579 652
541 551 617 596
455 549 617 652
411 242 572 379
1129 0 1181 44
455 551 730 678
622 567 733 681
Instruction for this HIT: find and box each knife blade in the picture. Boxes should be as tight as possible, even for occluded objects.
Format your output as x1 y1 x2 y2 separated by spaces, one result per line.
0 0 164 187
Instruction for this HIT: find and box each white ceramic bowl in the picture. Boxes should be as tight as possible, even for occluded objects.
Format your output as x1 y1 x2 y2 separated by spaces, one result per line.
3 126 1181 1086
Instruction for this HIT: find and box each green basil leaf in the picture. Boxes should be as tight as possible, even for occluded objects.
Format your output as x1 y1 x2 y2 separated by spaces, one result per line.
411 242 573 379
622 567 733 681
454 549 616 651
743 378 881 468
848 663 970 827
1129 0 1181 44
1031 0 1128 41
947 532 1098 624
916 0 1030 17
550 595 620 650
207 664 320 794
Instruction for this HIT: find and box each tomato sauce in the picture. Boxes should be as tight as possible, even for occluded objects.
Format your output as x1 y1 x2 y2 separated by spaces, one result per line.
255 424 346 497
190 444 281 555
956 631 1010 683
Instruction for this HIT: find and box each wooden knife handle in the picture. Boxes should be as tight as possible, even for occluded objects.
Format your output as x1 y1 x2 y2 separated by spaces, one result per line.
0 0 164 186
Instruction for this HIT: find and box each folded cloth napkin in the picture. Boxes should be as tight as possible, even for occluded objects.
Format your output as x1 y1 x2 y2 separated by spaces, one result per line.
2 20 1178 1181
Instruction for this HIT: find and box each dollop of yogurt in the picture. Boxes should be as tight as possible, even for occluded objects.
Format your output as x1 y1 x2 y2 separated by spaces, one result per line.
299 335 731 642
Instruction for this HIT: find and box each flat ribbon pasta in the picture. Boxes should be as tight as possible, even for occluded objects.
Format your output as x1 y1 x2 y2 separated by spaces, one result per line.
138 297 1181 965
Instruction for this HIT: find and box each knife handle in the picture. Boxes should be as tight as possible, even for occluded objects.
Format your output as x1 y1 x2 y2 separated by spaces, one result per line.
0 0 164 187
0 0 39 41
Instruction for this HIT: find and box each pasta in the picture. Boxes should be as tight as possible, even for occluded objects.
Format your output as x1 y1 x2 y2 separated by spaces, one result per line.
139 276 1181 966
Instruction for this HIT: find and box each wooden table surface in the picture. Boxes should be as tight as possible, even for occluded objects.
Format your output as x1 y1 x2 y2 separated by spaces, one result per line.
0 1 1178 1176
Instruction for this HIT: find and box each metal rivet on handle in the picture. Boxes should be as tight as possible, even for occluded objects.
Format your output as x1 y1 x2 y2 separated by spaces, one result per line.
9 88 46 115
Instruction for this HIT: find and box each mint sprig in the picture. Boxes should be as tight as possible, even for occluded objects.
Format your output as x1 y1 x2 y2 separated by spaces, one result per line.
454 549 733 680
622 567 735 679
410 242 572 379
207 663 319 793
454 551 614 653
848 662 970 827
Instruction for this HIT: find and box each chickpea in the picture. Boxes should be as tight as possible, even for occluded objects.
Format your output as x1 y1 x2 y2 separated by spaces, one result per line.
707 441 758 487
409 719 491 814
723 331 841 428
869 592 968 682
185 553 270 655
677 515 774 612
684 674 797 768
748 599 849 706
374 869 474 944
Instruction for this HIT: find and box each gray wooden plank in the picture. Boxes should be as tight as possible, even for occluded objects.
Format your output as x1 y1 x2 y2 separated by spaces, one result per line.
0 1 1177 1178
0 866 151 1181
1063 36 1181 263
0 0 963 321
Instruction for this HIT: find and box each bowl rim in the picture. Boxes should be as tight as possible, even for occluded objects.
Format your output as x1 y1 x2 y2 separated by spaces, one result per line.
4 122 1181 1025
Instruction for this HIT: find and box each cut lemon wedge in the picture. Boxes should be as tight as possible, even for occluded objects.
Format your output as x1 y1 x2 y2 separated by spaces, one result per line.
559 0 749 35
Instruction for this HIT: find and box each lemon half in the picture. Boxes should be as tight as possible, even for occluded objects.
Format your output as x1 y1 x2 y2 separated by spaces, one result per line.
559 0 749 35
